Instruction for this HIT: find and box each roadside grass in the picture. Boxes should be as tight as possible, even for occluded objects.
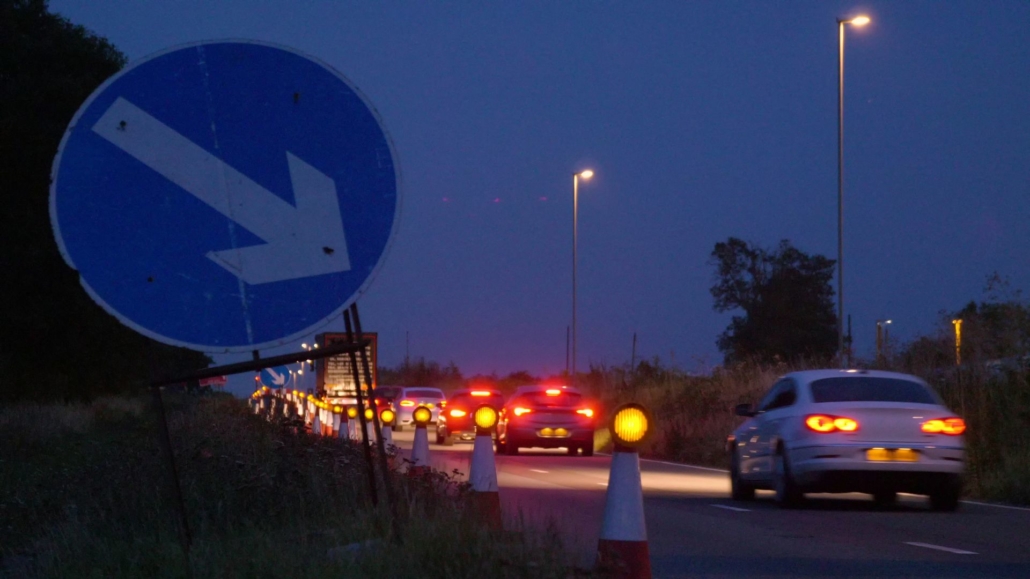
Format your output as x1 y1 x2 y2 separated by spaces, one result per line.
581 360 1030 505
0 393 576 578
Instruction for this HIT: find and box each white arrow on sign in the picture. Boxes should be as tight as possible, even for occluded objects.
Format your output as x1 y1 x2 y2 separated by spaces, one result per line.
267 368 287 386
92 97 351 285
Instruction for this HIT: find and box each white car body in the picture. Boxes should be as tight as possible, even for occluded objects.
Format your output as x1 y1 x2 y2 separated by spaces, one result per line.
377 386 446 429
728 369 965 510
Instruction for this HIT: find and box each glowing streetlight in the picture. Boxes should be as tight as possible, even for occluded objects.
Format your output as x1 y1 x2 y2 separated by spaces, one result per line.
835 14 871 367
952 319 962 366
572 169 594 388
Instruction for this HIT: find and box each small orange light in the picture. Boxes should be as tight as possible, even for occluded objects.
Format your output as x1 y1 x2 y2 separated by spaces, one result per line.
805 415 837 432
400 400 415 407
449 409 467 418
576 408 594 418
513 407 532 417
545 389 561 396
471 391 492 397
834 417 859 431
921 419 945 433
943 418 966 435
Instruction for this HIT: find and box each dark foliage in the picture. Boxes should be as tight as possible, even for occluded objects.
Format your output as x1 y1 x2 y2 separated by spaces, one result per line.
709 237 837 365
0 0 210 402
377 357 465 390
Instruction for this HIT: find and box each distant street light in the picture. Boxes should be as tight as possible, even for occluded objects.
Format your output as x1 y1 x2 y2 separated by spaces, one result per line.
836 14 870 367
876 319 892 366
572 169 594 388
952 319 963 366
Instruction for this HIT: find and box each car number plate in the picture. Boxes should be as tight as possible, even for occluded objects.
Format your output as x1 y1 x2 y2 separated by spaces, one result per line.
866 448 919 462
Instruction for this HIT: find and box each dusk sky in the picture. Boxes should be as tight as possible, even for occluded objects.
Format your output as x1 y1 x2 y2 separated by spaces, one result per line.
49 1 1029 392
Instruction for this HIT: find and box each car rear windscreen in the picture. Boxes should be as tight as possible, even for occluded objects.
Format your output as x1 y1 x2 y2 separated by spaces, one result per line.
517 392 583 406
406 389 444 398
449 393 504 407
810 378 937 404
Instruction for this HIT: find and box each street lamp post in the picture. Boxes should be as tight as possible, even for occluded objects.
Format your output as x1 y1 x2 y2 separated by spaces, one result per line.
952 319 963 367
572 169 594 388
836 14 870 368
876 319 892 366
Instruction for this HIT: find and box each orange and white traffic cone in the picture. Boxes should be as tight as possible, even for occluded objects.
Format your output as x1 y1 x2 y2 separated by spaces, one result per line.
597 404 653 579
311 405 322 436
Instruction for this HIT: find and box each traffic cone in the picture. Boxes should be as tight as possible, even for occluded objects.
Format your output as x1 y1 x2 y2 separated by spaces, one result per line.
469 430 502 529
597 404 653 579
311 405 321 436
339 413 351 440
381 423 394 446
409 424 430 474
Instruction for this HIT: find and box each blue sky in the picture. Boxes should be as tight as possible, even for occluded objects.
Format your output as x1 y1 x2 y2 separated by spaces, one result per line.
50 1 1030 393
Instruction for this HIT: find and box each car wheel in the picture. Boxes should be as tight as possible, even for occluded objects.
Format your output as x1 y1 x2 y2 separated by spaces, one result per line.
773 447 803 508
929 476 961 512
435 428 445 445
582 440 594 457
505 439 519 456
873 490 897 507
443 434 455 446
730 452 755 501
393 424 403 433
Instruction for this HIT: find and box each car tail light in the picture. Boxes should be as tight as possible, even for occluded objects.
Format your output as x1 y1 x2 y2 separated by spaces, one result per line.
513 407 532 417
805 414 859 433
545 389 562 396
471 391 492 397
921 417 966 435
449 409 467 418
576 408 594 418
399 400 414 407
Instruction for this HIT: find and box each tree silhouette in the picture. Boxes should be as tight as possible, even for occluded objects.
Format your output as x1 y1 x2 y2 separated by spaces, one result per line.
709 237 837 365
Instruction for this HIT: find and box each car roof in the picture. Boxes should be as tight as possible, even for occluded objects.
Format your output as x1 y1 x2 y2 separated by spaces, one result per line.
511 384 582 395
782 369 929 386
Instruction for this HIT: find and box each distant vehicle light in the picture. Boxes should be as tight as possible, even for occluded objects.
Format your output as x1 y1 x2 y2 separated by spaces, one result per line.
576 408 594 418
922 417 966 435
513 407 532 417
399 400 415 407
449 409 467 418
471 391 493 397
805 414 860 433
545 389 562 396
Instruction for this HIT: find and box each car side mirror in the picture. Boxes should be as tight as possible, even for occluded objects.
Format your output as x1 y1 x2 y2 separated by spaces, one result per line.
735 403 756 417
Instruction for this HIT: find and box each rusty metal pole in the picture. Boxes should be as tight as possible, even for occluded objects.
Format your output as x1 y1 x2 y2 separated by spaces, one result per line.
344 311 379 507
351 304 402 544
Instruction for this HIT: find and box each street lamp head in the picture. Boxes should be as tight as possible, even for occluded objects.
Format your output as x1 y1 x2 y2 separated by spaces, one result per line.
578 169 594 180
851 16 871 26
301 343 308 349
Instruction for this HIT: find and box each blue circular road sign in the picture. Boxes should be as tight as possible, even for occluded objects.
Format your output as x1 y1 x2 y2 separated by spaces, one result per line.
260 366 293 389
50 41 401 353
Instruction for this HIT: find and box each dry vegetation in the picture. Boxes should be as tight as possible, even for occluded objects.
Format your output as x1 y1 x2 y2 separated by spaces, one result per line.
0 394 573 578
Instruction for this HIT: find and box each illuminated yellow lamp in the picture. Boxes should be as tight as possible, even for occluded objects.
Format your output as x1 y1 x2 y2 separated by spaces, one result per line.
364 407 374 421
579 169 594 179
381 408 396 425
346 406 358 419
555 428 569 437
333 405 343 414
473 405 498 430
851 15 870 26
610 403 652 448
412 405 433 427
540 427 555 437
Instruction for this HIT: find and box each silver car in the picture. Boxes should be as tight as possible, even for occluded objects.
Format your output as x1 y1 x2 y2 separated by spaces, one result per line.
728 370 966 510
376 386 446 431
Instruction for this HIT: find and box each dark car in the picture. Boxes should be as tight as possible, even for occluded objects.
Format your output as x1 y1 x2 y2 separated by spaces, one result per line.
496 385 596 456
436 388 505 445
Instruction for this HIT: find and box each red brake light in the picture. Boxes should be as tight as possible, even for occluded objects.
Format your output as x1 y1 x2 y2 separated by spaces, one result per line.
471 391 492 397
399 400 414 407
922 417 966 435
576 408 594 418
545 389 562 396
513 407 532 417
805 414 859 433
449 409 467 418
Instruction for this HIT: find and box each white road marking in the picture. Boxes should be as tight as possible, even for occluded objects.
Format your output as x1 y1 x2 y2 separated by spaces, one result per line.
597 482 608 486
711 504 750 512
530 469 549 474
905 542 977 555
599 452 729 473
961 500 1030 512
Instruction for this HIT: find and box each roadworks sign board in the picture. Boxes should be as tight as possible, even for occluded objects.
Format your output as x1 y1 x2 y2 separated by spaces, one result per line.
50 40 400 353
316 332 377 398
